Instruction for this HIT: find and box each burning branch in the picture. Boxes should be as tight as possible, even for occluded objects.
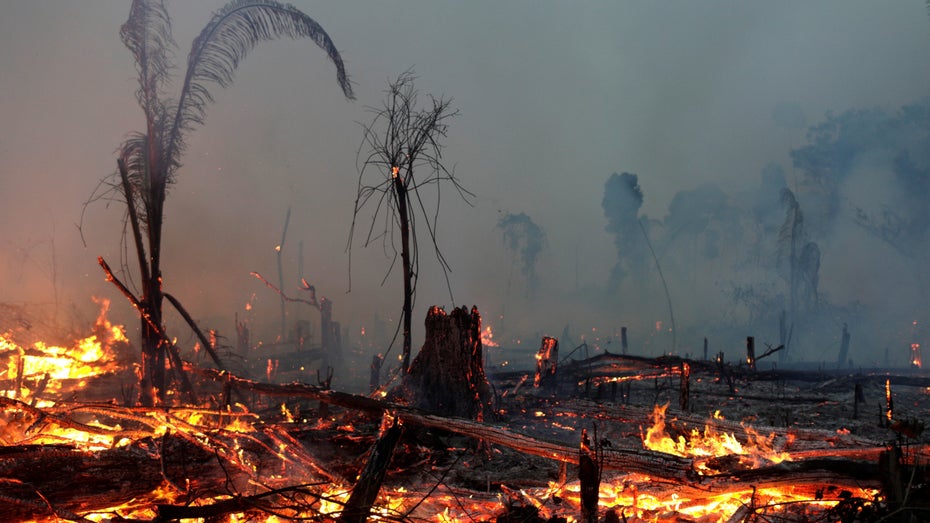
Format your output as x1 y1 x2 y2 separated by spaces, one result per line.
250 271 320 310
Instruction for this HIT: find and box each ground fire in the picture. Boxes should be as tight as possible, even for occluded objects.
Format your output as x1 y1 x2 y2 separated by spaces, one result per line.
1 302 928 522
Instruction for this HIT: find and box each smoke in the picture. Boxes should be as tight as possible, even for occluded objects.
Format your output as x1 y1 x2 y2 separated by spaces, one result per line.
1 1 929 372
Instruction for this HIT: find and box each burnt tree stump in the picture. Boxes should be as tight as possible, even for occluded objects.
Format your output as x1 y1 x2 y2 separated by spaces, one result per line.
345 306 492 522
392 305 492 420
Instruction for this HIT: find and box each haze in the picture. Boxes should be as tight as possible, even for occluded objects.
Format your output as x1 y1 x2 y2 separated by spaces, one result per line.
2 1 929 373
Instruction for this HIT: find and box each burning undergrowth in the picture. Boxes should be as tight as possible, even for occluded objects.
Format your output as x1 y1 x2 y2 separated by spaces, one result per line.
0 306 928 522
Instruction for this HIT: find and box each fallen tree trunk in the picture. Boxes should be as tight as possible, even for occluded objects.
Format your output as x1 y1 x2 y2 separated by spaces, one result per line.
195 369 890 490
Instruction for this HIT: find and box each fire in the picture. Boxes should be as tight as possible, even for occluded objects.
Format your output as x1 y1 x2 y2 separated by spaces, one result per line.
2 298 127 403
0 305 891 522
643 404 790 472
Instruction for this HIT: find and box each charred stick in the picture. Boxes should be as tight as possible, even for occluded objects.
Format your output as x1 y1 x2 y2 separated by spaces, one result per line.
579 428 600 523
163 292 225 370
250 271 320 310
756 344 784 361
679 361 691 412
339 416 404 523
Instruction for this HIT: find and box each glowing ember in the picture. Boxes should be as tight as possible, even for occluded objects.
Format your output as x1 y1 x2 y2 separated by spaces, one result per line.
481 325 499 347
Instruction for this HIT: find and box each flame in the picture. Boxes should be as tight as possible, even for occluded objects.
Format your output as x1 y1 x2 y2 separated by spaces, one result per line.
0 304 885 522
2 298 126 403
643 404 790 473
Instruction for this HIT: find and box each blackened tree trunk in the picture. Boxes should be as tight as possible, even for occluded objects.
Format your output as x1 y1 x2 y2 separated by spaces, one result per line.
394 171 414 374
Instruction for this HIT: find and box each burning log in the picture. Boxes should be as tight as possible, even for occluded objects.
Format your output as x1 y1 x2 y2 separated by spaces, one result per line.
190 369 903 491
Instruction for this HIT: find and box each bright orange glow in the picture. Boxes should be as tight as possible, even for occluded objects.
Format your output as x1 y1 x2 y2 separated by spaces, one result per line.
2 298 126 403
886 379 894 422
0 304 884 522
481 325 499 347
643 404 790 473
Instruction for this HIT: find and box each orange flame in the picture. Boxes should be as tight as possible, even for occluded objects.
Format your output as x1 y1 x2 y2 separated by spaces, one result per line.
2 298 126 403
643 404 790 473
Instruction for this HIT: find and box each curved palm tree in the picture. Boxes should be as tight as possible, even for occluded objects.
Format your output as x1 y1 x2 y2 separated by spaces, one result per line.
107 0 353 405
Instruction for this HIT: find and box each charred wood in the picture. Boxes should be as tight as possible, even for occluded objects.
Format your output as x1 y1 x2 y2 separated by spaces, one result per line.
339 416 404 523
390 306 491 420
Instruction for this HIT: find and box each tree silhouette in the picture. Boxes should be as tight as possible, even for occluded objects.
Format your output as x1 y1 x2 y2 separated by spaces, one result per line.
349 71 469 374
602 172 647 292
497 212 546 298
777 188 820 356
94 0 353 405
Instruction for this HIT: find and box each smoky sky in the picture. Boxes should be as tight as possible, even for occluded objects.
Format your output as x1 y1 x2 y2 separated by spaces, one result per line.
1 1 929 365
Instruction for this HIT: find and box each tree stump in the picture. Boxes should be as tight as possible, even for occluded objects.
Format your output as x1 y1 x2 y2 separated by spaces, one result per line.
391 306 492 420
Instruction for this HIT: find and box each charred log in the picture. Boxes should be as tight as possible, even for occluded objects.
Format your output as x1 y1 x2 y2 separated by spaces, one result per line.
339 418 404 523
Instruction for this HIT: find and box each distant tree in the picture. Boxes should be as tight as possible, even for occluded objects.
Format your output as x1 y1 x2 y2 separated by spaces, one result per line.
848 101 930 257
791 99 930 319
790 106 892 235
91 0 353 405
349 71 469 374
497 212 546 298
777 188 820 345
750 163 789 235
662 183 731 259
602 172 647 292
